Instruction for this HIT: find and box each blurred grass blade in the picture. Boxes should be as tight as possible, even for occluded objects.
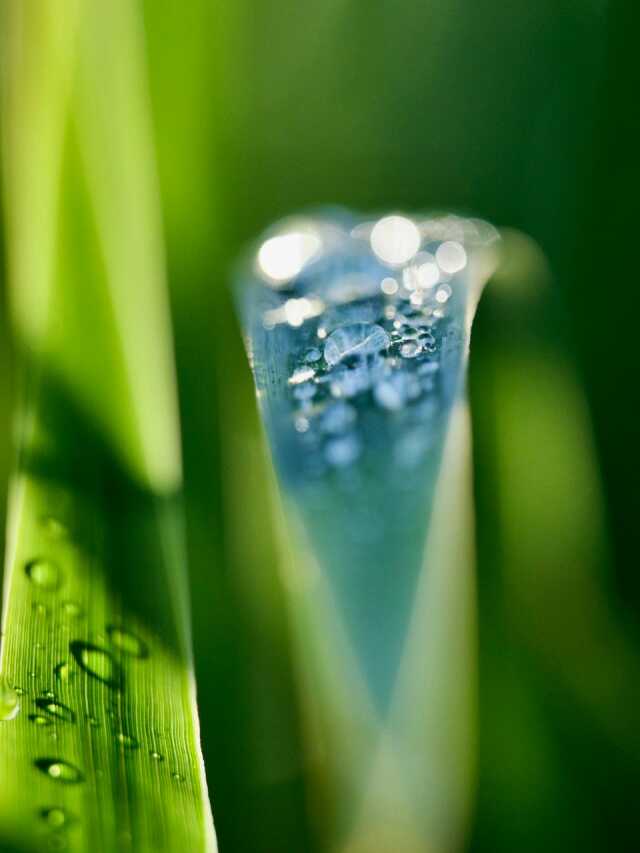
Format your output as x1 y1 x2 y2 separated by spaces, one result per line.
0 2 216 851
237 210 498 851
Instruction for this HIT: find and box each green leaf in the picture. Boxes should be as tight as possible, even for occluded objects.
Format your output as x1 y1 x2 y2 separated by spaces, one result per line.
0 2 216 850
236 210 498 850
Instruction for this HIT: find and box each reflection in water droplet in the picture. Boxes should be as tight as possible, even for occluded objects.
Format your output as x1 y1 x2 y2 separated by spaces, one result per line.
25 559 60 590
115 732 139 749
69 641 123 689
0 679 20 721
106 625 149 659
54 662 71 682
36 697 76 724
324 323 390 367
40 806 72 828
149 750 164 761
30 714 52 726
400 341 421 358
35 758 84 784
62 601 82 618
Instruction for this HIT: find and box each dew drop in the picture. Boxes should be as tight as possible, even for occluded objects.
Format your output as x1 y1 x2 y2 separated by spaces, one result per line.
324 323 390 367
35 758 84 784
54 662 71 683
304 347 321 363
400 341 421 359
0 678 20 721
62 601 82 618
149 750 164 762
41 517 69 539
25 559 60 591
115 732 139 750
171 771 184 782
69 641 123 689
42 690 55 699
40 806 72 828
87 715 100 728
30 714 52 726
36 697 76 724
319 402 357 434
32 602 49 618
106 626 149 659
325 434 362 468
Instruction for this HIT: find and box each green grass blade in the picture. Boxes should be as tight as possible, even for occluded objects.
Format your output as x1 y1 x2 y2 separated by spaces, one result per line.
236 210 498 850
0 2 216 850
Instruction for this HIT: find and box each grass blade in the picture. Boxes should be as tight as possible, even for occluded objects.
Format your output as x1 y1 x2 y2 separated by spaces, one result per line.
237 210 498 850
0 3 216 850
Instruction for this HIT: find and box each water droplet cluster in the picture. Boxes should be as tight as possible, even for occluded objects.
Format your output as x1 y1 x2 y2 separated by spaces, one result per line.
251 212 497 478
1 513 188 847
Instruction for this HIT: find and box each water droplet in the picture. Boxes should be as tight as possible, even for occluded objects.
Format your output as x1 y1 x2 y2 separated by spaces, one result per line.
41 517 69 539
29 671 37 679
324 323 390 367
62 601 82 618
373 375 409 411
14 686 25 695
34 758 84 784
69 641 123 689
292 381 316 402
42 690 55 699
400 341 421 358
36 697 75 724
54 662 72 682
115 732 139 749
32 602 49 618
87 715 100 727
0 678 20 721
40 806 72 828
106 626 148 659
325 434 362 468
319 402 357 434
149 750 164 761
171 771 184 782
304 347 321 363
289 366 315 385
30 714 52 726
25 559 60 591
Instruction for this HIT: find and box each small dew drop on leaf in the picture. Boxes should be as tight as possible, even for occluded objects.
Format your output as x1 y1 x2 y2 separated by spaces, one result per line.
40 806 72 828
36 697 76 724
25 558 61 591
106 625 149 659
62 601 82 618
41 517 69 539
34 758 84 784
69 641 123 689
30 713 53 726
0 678 20 721
115 732 139 749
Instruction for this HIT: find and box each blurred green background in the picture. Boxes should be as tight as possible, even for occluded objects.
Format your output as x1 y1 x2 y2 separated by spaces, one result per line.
1 1 639 851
